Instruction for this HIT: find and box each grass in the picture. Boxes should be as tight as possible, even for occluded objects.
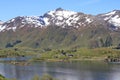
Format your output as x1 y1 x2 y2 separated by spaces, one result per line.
0 47 120 62
0 47 40 58
30 47 120 62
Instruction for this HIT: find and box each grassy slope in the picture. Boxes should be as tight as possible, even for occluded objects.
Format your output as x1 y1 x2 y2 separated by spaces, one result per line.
0 25 120 49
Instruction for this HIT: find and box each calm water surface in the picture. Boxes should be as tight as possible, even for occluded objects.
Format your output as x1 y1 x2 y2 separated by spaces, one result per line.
0 61 120 80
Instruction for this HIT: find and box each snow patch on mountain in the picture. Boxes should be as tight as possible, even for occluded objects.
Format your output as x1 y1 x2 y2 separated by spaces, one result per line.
21 16 46 26
0 21 4 32
99 10 120 28
43 17 50 25
6 26 17 31
109 15 120 26
86 17 93 23
0 25 6 32
105 11 116 16
47 8 77 18
43 8 93 28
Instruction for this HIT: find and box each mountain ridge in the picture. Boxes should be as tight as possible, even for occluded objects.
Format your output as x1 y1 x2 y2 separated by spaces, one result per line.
1 8 120 32
0 8 120 49
0 9 119 31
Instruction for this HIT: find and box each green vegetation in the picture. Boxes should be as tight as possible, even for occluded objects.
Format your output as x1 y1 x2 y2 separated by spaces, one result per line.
31 47 120 62
0 48 26 58
0 46 120 62
0 74 58 80
32 74 58 80
0 74 7 80
1 25 120 49
0 47 40 58
0 46 120 61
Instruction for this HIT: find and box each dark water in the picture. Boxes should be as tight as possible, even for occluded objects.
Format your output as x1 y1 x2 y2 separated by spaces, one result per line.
0 61 120 80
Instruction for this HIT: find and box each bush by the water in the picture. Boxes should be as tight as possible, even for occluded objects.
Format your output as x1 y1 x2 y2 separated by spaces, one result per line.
0 74 7 80
32 74 58 80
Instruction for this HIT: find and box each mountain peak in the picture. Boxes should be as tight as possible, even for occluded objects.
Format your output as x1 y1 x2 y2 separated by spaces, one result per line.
1 9 120 49
102 10 120 16
0 9 120 32
113 10 120 12
47 8 77 17
55 8 64 11
97 10 120 28
112 10 120 15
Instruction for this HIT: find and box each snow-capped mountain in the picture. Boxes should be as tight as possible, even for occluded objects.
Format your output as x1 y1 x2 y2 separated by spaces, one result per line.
97 10 120 29
43 8 94 28
0 20 4 31
0 8 97 32
0 16 47 32
0 8 120 32
0 8 120 48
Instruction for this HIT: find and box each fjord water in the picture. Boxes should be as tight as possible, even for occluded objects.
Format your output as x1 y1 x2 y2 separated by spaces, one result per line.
0 61 120 80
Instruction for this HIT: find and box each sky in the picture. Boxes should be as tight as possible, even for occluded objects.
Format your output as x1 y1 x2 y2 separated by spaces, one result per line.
0 0 120 21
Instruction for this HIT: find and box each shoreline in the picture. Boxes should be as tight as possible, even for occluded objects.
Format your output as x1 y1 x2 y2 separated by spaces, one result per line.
29 57 106 62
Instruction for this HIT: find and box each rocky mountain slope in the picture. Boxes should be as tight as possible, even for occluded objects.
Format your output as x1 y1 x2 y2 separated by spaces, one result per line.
97 10 120 30
0 20 4 30
0 8 120 49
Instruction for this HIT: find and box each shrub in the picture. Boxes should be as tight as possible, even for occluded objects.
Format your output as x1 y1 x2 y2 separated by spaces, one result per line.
32 74 58 80
40 74 57 80
0 74 7 80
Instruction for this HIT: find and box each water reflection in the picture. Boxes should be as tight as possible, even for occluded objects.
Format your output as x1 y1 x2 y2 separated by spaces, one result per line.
0 63 5 76
0 61 120 80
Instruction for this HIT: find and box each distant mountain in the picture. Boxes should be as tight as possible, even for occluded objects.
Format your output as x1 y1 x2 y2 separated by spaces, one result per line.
0 8 111 31
97 10 120 30
0 8 120 49
1 8 119 32
0 20 4 29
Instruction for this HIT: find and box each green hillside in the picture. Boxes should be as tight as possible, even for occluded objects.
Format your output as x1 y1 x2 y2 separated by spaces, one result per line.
0 23 120 50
